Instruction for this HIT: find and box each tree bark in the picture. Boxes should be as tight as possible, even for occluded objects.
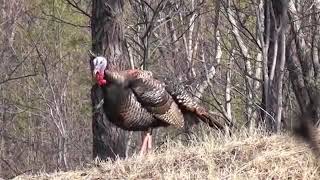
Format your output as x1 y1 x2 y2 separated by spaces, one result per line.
276 26 286 132
91 0 128 160
226 0 253 128
312 5 320 80
287 0 320 125
259 0 288 131
225 50 233 122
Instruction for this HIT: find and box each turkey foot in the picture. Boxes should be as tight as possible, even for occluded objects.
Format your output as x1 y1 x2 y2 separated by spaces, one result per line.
139 132 152 156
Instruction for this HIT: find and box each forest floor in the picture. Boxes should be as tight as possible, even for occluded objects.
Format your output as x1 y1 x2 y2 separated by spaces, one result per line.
12 130 320 180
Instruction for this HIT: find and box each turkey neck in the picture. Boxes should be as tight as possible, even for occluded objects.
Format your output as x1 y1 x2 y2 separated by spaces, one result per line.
100 82 129 122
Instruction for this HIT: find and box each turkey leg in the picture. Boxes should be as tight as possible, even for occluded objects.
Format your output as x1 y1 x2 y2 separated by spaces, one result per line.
139 130 153 155
140 132 149 155
147 132 152 150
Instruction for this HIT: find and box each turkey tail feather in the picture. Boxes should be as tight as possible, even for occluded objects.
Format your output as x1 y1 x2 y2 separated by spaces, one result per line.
197 112 225 131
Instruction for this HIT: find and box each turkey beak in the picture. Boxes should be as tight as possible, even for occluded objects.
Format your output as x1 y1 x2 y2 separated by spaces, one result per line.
93 68 102 82
93 68 99 77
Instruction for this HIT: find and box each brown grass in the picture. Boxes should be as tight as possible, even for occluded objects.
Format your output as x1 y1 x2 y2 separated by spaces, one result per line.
12 130 320 180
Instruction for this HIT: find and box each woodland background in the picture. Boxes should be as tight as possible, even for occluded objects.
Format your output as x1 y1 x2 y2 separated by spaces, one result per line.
1 0 320 179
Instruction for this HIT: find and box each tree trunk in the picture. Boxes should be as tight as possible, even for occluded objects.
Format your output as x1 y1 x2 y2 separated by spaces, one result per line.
0 86 7 177
225 0 252 128
91 0 128 160
287 1 320 125
276 26 286 132
250 52 262 133
312 5 320 81
225 50 233 122
260 0 288 131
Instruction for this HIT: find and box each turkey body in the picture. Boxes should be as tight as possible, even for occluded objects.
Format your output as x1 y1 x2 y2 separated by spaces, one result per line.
100 70 184 131
99 69 224 132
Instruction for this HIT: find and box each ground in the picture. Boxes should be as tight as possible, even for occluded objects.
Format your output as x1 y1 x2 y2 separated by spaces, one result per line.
12 130 320 180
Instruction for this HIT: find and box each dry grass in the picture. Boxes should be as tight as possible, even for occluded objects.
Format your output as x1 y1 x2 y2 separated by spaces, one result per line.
13 130 320 180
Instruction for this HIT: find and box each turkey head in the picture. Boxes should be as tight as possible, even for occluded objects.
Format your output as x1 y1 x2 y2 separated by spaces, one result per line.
93 56 108 86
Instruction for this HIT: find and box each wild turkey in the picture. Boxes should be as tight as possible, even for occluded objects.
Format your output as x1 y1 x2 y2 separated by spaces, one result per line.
92 56 225 154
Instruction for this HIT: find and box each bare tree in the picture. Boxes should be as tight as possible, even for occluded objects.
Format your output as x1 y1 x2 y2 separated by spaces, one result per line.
254 0 288 131
90 0 129 160
287 0 320 124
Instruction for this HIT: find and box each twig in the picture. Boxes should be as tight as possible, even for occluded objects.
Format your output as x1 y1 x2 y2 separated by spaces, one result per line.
42 11 89 28
65 0 91 18
0 73 37 85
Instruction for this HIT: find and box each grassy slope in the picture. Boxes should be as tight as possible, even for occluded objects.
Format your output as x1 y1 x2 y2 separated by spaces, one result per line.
13 131 320 180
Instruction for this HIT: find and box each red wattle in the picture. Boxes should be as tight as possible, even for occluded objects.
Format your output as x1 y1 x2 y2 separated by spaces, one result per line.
96 72 107 86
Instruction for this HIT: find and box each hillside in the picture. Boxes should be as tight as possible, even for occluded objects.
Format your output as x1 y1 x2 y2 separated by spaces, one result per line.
12 131 320 180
